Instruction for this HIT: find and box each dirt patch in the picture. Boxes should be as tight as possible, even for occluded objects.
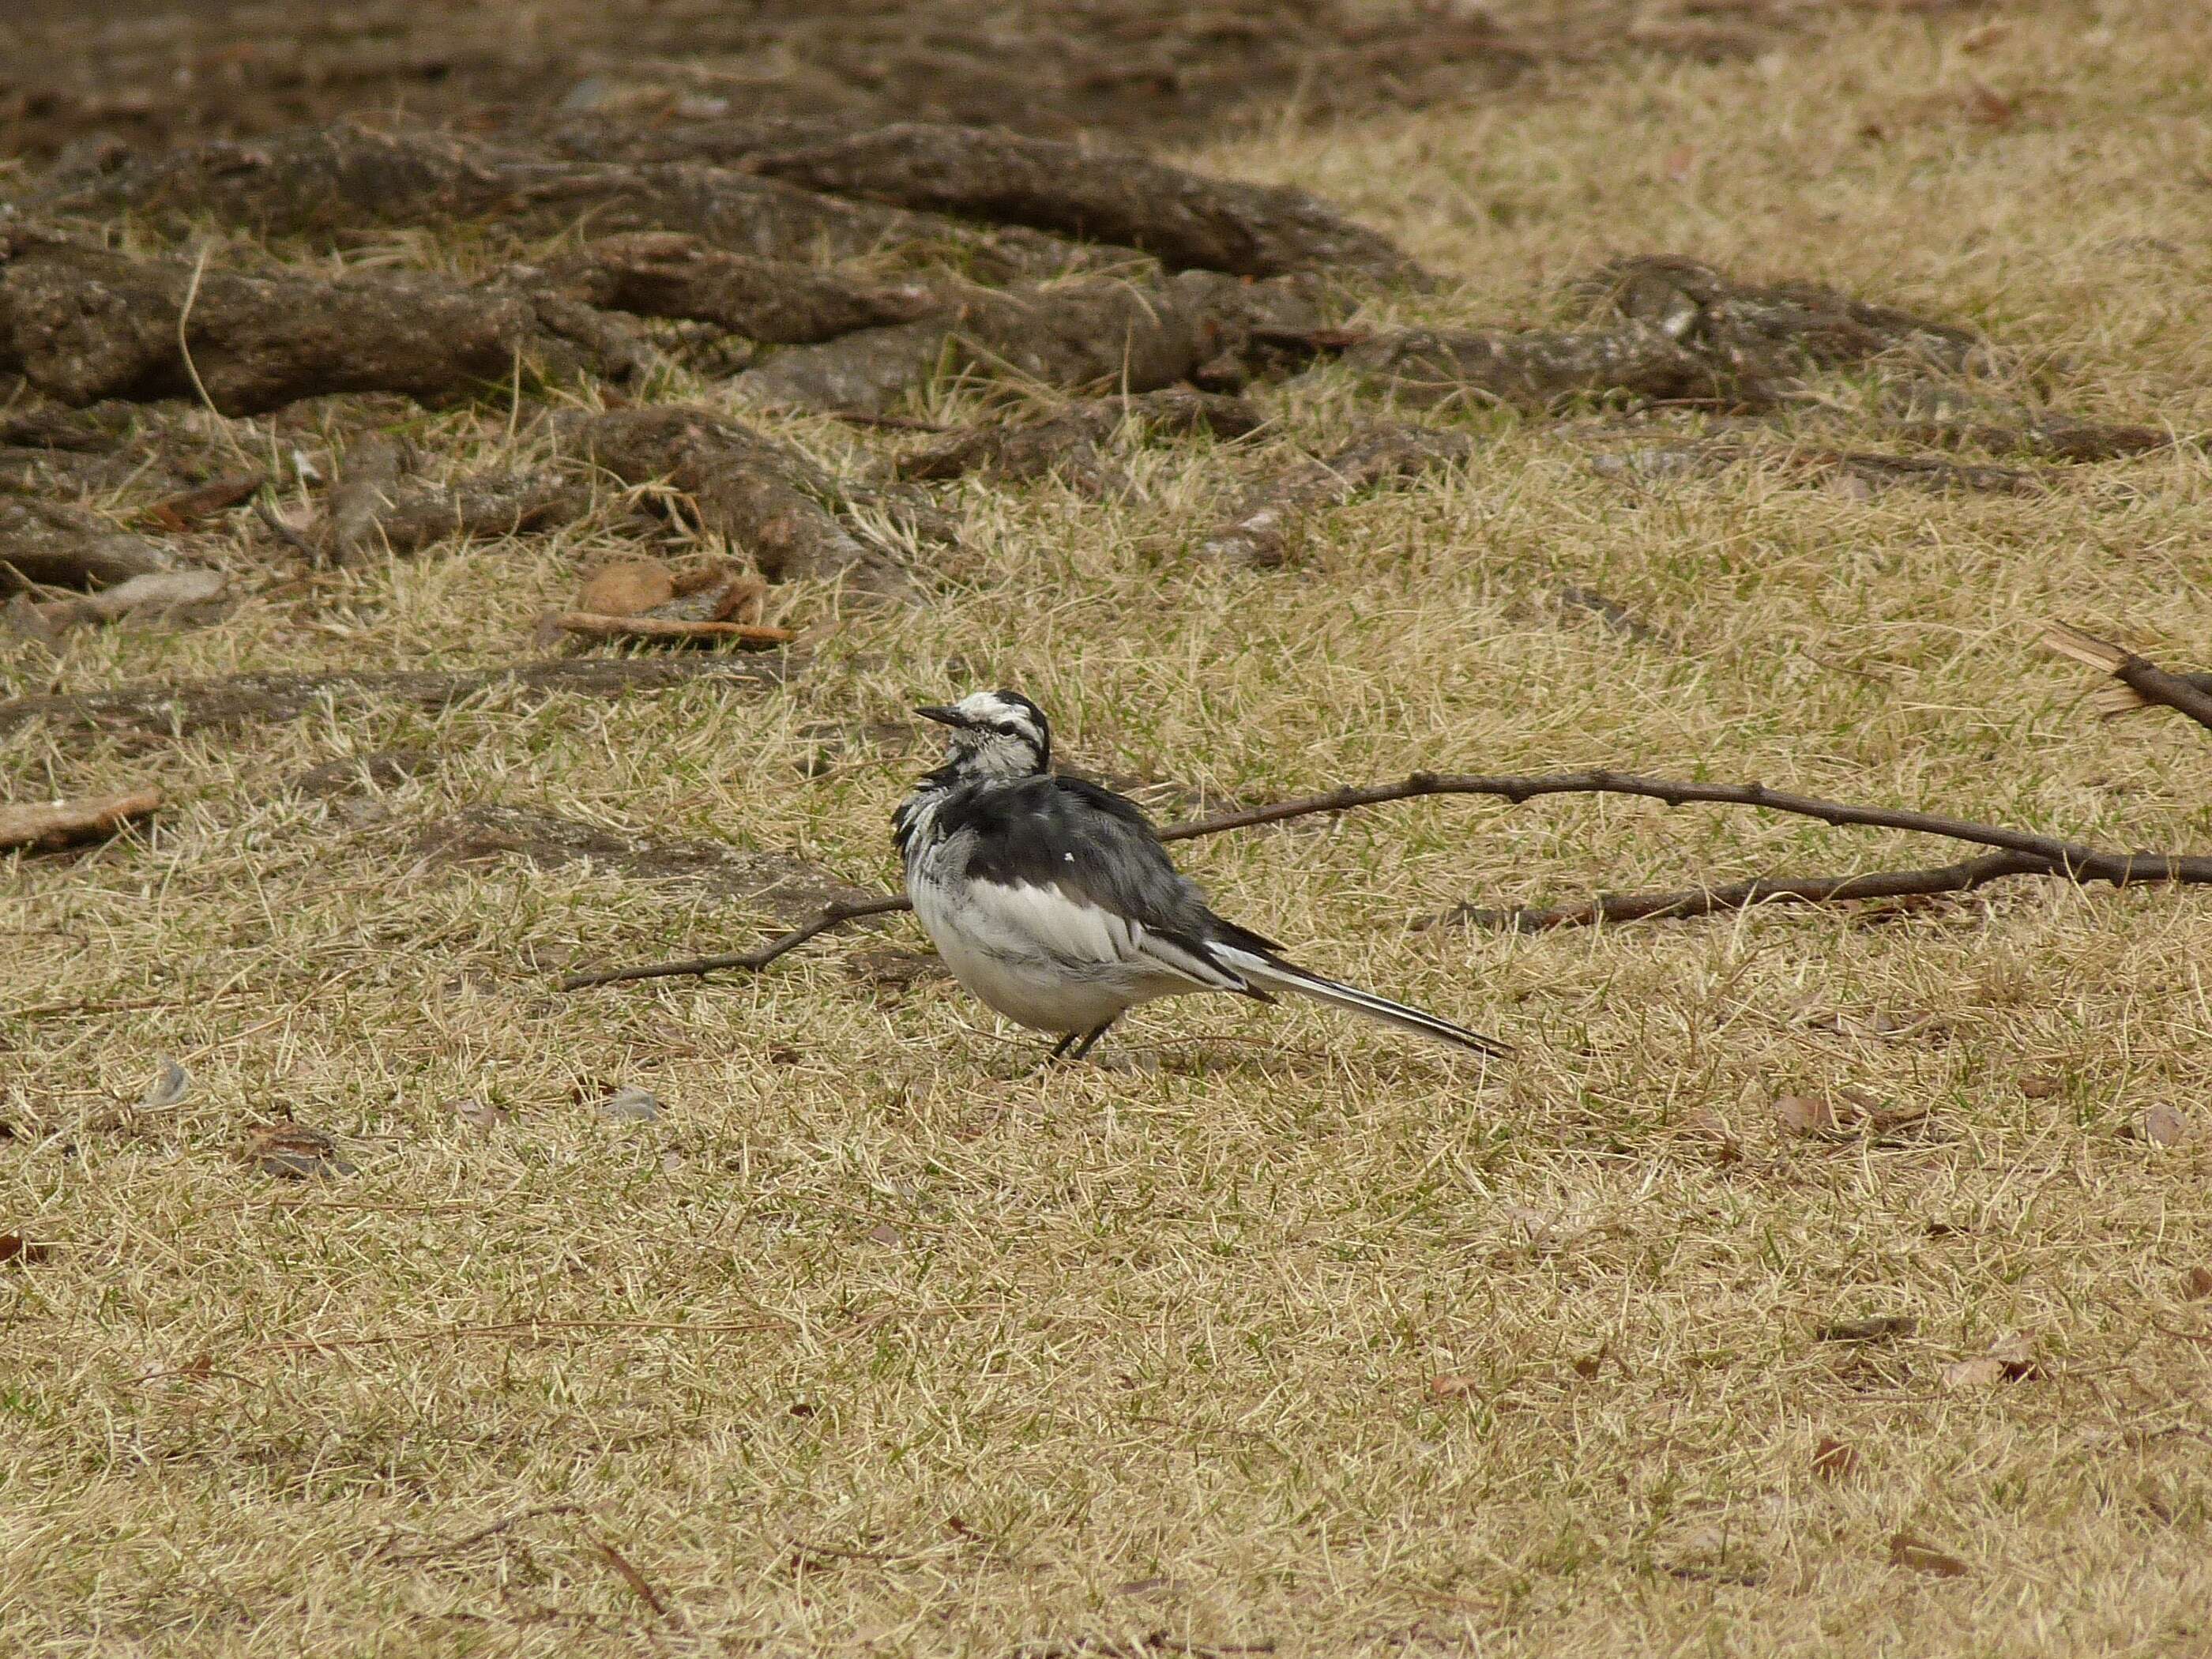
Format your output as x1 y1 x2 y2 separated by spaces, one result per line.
894 389 1263 496
0 653 796 743
416 803 878 920
1201 426 1473 566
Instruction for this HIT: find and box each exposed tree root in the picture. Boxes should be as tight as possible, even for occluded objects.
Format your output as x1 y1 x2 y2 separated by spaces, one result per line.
1438 852 2059 931
1341 322 1720 412
1885 382 2183 462
570 405 912 594
314 436 596 562
1200 426 1472 566
617 118 1424 281
38 122 1083 276
507 233 942 344
1 496 175 589
1589 255 1993 390
0 227 643 416
894 388 1262 494
738 270 1325 416
1588 438 2045 495
0 787 164 852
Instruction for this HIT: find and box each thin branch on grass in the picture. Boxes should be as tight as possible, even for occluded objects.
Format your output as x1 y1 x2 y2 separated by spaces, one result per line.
244 1316 795 1356
556 895 915 990
557 768 2212 989
377 1502 588 1563
1435 850 2052 932
254 495 324 564
2042 622 2212 735
591 1537 672 1620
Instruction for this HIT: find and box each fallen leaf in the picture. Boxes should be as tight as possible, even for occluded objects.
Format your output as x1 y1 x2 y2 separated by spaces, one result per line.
446 1097 506 1133
1888 1532 1968 1577
1964 81 2018 126
1774 1093 1837 1135
0 1234 53 1265
1775 1089 1927 1138
865 1221 905 1249
600 1086 661 1123
139 472 263 531
702 573 767 623
1816 1315 1916 1343
2016 1073 2061 1100
31 568 228 630
1811 1436 1860 1480
1942 1356 2008 1390
138 1056 191 1112
2183 1266 2212 1300
1428 1374 1482 1398
1663 143 1697 181
1571 1354 1601 1379
1987 1332 2044 1380
242 1122 357 1179
2138 1103 2189 1146
577 557 675 616
0 788 162 852
1836 1085 1928 1133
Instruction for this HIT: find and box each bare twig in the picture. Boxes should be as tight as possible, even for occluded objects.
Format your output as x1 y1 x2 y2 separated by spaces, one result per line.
556 895 915 990
590 1537 671 1620
378 1502 587 1563
244 1315 792 1356
556 768 2212 989
1435 850 2052 931
254 495 323 565
2043 622 2212 735
2094 672 2212 720
1150 769 2212 880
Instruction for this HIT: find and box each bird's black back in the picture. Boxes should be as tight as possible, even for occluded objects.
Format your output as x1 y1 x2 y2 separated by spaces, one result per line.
925 773 1282 956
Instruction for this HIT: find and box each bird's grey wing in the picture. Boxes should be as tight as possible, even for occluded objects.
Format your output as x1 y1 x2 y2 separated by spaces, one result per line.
950 777 1269 993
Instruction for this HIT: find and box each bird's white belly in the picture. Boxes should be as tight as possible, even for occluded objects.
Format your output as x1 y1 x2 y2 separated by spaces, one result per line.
909 870 1175 1034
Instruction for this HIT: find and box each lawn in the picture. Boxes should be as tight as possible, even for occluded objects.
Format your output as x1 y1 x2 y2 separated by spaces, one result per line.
6 2 2212 1653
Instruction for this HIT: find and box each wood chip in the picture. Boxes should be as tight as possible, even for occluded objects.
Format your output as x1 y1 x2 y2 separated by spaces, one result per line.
242 1122 357 1179
1811 1436 1860 1480
1816 1315 1917 1344
577 557 677 617
551 611 793 647
0 788 162 852
1888 1533 1969 1577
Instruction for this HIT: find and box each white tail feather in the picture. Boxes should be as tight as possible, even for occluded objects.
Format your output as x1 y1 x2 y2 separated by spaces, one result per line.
1216 947 1510 1059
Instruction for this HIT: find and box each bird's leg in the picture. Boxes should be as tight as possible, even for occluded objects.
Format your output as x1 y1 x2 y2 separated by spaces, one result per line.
1047 1031 1080 1062
1065 1018 1117 1062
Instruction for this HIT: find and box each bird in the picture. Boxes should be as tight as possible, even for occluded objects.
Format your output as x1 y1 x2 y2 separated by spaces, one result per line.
892 689 1510 1063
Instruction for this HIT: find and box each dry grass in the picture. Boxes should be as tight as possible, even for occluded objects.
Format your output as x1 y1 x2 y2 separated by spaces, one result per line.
7 4 2212 1654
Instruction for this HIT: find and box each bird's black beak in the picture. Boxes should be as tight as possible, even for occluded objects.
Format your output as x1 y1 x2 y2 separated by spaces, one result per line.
914 704 965 728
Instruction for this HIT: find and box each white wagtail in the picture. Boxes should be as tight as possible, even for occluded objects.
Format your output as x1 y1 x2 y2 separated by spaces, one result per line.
893 690 1510 1063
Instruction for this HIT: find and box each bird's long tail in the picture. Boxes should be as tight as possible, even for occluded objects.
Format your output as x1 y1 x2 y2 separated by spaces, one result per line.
1213 946 1512 1059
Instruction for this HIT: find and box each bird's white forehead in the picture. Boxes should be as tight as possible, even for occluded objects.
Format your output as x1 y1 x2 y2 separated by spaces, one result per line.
956 691 1033 724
